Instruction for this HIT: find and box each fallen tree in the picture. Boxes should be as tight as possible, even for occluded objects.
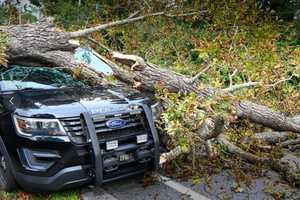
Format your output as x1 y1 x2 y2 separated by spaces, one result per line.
1 13 300 185
111 51 300 185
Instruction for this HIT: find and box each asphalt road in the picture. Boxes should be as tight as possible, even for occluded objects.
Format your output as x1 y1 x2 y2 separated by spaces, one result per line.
81 174 208 200
80 170 300 200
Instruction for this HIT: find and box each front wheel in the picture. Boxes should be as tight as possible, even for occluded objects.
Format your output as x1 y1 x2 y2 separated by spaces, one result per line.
0 140 17 192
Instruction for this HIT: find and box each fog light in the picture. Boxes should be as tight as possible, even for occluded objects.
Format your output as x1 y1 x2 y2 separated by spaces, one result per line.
137 134 147 144
106 140 118 150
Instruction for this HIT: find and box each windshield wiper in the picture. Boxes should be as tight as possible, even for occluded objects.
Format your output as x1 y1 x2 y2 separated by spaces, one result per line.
19 87 49 91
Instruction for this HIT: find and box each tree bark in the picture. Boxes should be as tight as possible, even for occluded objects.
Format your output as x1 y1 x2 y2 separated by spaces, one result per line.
217 134 269 163
111 52 215 97
236 101 300 133
242 132 296 144
0 18 78 66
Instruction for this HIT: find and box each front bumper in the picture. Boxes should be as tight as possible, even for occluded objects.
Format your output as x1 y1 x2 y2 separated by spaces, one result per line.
15 145 155 192
15 163 153 192
11 104 160 191
15 165 91 192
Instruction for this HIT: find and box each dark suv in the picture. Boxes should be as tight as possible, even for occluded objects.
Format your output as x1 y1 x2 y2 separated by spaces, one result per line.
0 65 160 192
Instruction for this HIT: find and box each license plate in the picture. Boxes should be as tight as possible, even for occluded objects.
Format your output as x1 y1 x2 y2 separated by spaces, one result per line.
119 153 133 162
106 140 118 150
136 134 147 144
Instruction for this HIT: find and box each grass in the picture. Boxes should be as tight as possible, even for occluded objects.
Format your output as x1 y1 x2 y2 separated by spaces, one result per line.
0 190 80 200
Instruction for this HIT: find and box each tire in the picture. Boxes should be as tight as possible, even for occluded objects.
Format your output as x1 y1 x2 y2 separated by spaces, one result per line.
0 138 17 192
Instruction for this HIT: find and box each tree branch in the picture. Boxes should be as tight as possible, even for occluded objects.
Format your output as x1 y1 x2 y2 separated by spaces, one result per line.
229 68 238 87
69 12 165 38
242 132 295 144
164 10 208 17
69 10 207 38
281 138 300 147
217 134 269 163
236 101 300 133
85 37 113 53
265 75 293 88
222 76 293 93
222 81 261 92
159 146 183 165
293 115 300 125
188 64 212 83
127 11 141 19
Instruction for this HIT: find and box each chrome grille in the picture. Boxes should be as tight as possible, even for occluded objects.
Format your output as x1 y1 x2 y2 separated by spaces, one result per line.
60 117 83 136
93 113 144 134
60 110 148 144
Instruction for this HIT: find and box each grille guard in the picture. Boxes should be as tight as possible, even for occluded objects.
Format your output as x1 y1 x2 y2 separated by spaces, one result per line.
80 103 160 185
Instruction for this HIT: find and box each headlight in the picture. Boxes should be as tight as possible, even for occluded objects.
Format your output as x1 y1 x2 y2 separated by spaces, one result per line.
13 115 66 137
151 102 163 121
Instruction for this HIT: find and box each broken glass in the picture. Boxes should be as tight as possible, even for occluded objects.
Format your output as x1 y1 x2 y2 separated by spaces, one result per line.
0 65 86 91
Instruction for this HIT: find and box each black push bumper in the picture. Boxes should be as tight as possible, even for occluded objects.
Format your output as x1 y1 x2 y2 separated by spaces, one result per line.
80 103 160 186
13 104 160 191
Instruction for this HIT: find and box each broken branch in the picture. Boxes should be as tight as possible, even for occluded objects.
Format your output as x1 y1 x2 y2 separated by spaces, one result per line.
229 68 238 87
217 134 269 163
242 132 295 144
69 12 165 38
188 64 212 83
69 10 207 38
222 76 293 93
222 81 261 92
236 101 300 133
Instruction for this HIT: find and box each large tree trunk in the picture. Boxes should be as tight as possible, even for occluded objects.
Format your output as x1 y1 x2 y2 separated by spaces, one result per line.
0 18 78 67
0 11 170 68
110 52 215 97
111 52 300 132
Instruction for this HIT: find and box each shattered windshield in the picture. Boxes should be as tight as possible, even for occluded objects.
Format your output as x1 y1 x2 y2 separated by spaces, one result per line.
0 65 86 91
74 47 113 76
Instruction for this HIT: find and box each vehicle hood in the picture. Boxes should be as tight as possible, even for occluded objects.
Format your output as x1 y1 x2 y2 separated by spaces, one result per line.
1 86 148 118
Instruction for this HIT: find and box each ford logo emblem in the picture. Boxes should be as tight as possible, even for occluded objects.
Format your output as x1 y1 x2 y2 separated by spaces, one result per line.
106 119 127 129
